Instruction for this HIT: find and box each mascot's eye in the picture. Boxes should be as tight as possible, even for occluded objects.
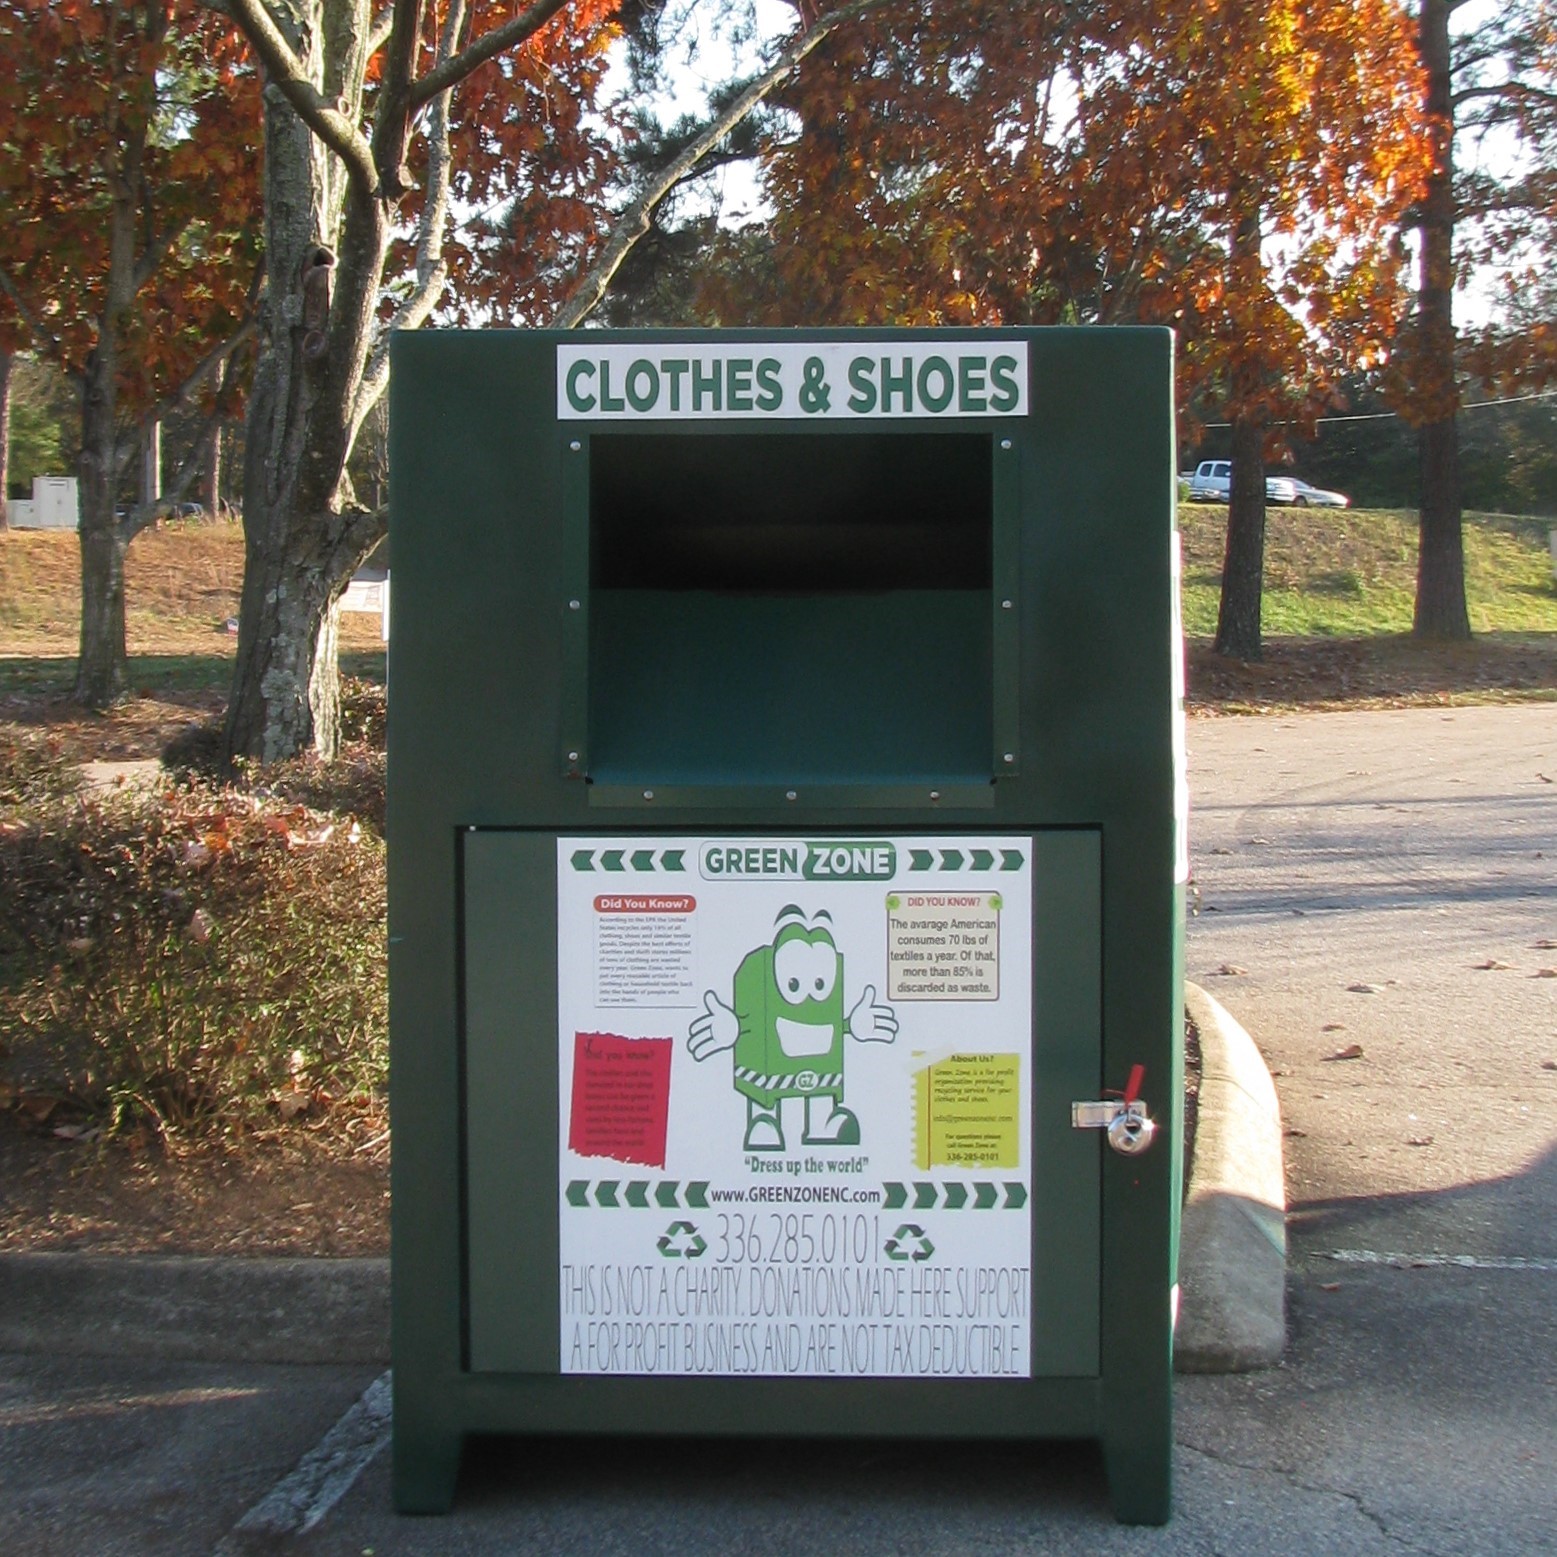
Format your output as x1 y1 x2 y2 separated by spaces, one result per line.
773 939 812 1006
804 940 839 1002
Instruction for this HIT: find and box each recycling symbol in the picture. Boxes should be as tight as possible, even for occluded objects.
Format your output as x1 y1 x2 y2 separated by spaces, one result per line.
883 1223 935 1262
657 1220 707 1259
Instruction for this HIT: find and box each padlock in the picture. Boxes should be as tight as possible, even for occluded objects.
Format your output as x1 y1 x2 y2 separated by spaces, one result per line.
1106 1104 1157 1157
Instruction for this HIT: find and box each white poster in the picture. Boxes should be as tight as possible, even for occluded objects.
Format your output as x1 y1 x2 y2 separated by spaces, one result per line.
557 836 1034 1380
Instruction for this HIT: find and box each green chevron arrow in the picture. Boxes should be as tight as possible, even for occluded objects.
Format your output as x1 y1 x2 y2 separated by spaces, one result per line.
655 1181 681 1208
970 848 994 870
566 1180 589 1207
973 1182 998 1209
1004 1183 1028 1210
625 1180 650 1207
913 1181 937 1210
908 850 935 871
601 850 626 871
660 850 686 871
630 849 656 871
883 1182 908 1209
1000 850 1024 871
942 1182 968 1210
684 1180 708 1208
596 1180 619 1207
939 849 964 870
570 849 595 871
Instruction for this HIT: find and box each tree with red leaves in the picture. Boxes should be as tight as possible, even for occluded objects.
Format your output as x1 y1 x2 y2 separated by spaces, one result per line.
0 0 262 704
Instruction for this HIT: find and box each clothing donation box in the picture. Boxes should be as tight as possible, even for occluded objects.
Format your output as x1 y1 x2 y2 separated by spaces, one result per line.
387 328 1185 1524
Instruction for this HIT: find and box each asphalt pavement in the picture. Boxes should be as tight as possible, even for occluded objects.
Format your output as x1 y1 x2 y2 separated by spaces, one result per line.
2 703 1553 1553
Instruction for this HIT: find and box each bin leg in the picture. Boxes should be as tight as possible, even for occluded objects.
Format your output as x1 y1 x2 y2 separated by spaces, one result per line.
393 1424 464 1514
1101 1430 1172 1525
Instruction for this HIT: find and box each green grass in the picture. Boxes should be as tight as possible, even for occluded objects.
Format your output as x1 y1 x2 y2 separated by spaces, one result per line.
1178 505 1557 637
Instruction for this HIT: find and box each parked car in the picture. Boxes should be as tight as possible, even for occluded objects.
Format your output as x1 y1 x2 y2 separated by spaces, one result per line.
1187 460 1299 504
1290 479 1349 508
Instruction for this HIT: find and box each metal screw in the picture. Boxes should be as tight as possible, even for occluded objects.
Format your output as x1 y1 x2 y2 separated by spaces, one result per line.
569 440 582 452
566 750 579 763
1001 598 1013 610
785 790 798 801
568 599 581 611
643 790 654 801
929 790 941 801
1003 753 1015 764
1000 438 1013 450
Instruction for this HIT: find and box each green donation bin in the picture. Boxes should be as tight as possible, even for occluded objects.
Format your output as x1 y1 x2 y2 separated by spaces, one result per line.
387 327 1185 1523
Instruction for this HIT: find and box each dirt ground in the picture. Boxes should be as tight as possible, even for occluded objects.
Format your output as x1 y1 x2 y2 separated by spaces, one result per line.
0 1114 388 1256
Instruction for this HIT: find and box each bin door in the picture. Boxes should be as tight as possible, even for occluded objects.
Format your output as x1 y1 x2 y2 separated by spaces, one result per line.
462 829 1101 1382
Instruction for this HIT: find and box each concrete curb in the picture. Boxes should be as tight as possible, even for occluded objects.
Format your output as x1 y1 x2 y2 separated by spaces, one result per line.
1175 982 1288 1372
0 1252 388 1364
0 994 1285 1371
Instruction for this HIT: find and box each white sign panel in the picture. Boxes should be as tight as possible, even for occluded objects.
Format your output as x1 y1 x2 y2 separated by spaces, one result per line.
557 836 1034 1379
557 341 1028 421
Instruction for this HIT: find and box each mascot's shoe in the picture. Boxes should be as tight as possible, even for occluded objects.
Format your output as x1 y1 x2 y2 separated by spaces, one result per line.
803 1100 860 1146
744 1108 784 1151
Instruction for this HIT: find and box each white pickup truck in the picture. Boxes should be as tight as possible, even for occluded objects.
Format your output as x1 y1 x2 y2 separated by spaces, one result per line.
1188 460 1298 505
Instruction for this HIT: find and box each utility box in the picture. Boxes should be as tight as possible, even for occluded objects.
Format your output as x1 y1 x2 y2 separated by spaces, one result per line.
388 328 1185 1524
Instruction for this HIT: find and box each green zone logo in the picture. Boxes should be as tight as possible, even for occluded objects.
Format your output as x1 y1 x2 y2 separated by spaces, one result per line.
698 842 897 882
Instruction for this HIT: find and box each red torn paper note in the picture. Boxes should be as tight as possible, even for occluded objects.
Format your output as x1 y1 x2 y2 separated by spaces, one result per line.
567 1032 673 1168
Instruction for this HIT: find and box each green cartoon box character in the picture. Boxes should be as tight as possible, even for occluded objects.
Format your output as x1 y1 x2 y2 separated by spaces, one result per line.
687 906 898 1151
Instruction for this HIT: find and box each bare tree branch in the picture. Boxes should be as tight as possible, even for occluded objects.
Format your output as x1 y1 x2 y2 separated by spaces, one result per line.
1453 79 1557 113
352 0 467 442
409 0 572 107
555 0 895 329
222 0 382 197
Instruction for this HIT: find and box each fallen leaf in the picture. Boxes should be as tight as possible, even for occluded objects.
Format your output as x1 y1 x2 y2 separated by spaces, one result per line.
1541 1060 1557 1072
1406 1135 1434 1147
1474 959 1513 971
1347 983 1383 994
1320 1282 1341 1292
1217 962 1248 976
186 908 214 944
1322 1022 1347 1032
1208 846 1231 855
1532 939 1557 950
275 1089 311 1120
1324 1043 1365 1062
65 937 94 954
1284 1127 1308 1138
1534 969 1557 979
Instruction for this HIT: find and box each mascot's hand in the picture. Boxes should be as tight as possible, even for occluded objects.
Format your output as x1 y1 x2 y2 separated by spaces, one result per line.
848 985 898 1044
688 990 739 1060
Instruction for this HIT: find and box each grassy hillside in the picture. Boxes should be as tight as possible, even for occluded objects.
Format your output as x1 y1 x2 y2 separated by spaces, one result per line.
1178 503 1557 637
0 520 386 659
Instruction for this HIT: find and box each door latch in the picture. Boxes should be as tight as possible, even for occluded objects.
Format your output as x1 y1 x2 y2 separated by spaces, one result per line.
1072 1064 1158 1156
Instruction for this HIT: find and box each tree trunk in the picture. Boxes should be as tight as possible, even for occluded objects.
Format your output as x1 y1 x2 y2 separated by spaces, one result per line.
202 423 222 516
0 348 12 531
139 416 162 508
225 44 387 765
1413 0 1471 640
1213 413 1267 661
74 349 130 706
